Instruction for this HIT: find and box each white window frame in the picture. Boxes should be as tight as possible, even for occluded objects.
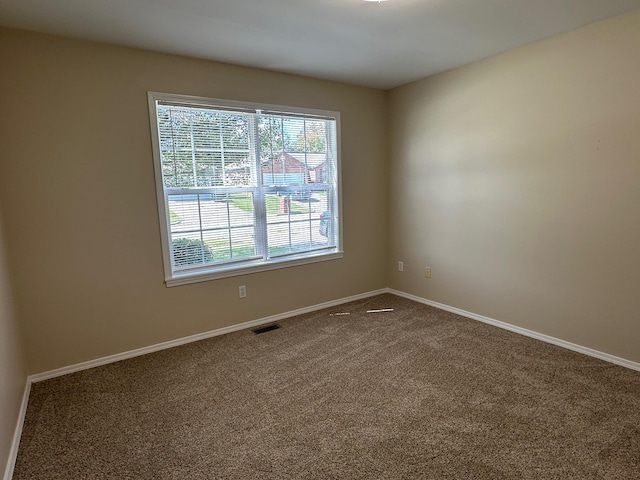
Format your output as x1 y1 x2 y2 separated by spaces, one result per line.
148 92 343 286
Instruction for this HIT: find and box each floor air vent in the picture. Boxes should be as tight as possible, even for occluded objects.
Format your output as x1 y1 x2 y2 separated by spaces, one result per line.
252 324 281 335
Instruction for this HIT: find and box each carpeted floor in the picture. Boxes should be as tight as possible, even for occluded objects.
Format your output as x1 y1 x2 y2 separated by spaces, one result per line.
13 294 640 479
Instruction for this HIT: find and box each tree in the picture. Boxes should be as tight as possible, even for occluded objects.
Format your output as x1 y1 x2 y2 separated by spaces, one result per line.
157 108 327 190
295 121 326 152
258 116 288 162
157 106 250 188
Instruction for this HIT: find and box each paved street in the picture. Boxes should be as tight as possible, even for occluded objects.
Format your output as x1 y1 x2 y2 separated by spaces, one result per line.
168 193 330 257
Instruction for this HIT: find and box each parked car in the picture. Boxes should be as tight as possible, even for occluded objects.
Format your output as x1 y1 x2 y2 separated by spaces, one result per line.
319 211 330 237
282 186 311 201
266 185 311 201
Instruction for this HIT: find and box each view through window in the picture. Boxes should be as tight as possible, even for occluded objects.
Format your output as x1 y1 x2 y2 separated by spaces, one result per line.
148 93 342 285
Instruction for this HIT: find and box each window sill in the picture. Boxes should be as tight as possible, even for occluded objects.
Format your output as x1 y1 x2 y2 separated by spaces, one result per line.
165 250 344 287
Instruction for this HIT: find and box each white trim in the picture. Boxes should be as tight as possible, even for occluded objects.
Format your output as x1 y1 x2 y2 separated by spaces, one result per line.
29 289 387 383
3 380 31 480
28 287 640 381
148 92 340 120
388 289 640 372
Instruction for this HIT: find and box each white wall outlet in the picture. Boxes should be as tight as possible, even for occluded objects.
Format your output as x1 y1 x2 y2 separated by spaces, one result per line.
398 261 404 272
425 267 431 278
238 285 247 298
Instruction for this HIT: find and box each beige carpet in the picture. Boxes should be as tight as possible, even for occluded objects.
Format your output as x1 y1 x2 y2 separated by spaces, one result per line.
13 294 640 479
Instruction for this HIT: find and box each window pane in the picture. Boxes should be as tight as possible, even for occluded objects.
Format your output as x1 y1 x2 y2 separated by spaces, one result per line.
265 191 330 258
194 151 220 187
203 230 232 263
168 192 256 269
304 121 327 153
168 152 195 188
191 111 219 150
281 117 306 153
258 116 284 162
168 195 201 234
230 227 257 259
225 192 255 227
259 116 329 193
157 106 253 189
220 114 250 150
259 114 336 258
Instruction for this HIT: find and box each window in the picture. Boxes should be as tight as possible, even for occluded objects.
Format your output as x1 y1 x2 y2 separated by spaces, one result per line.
148 92 342 286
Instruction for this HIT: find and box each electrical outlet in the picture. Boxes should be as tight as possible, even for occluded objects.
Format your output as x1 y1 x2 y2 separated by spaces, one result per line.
238 285 247 298
398 261 404 272
425 267 431 278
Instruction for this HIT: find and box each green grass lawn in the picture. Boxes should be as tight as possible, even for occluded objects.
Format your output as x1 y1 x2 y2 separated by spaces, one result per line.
169 210 181 225
229 194 310 214
204 238 298 262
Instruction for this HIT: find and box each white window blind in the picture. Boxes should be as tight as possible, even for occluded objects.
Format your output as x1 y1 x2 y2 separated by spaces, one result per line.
148 93 342 286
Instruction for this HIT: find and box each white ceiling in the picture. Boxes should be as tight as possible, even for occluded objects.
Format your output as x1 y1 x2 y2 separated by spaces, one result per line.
2 0 640 89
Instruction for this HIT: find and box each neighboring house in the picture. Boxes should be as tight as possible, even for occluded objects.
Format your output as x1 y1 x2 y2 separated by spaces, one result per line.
262 152 326 185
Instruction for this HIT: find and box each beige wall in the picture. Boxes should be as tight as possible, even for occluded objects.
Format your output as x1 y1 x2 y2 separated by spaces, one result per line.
389 11 640 363
0 28 389 374
0 206 27 477
2 10 639 378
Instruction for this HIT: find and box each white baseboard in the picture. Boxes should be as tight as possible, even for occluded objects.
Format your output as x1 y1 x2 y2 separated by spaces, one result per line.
29 288 388 384
24 285 640 382
388 288 640 372
3 379 31 480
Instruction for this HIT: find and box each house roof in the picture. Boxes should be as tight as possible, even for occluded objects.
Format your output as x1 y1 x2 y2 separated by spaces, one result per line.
279 153 326 170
